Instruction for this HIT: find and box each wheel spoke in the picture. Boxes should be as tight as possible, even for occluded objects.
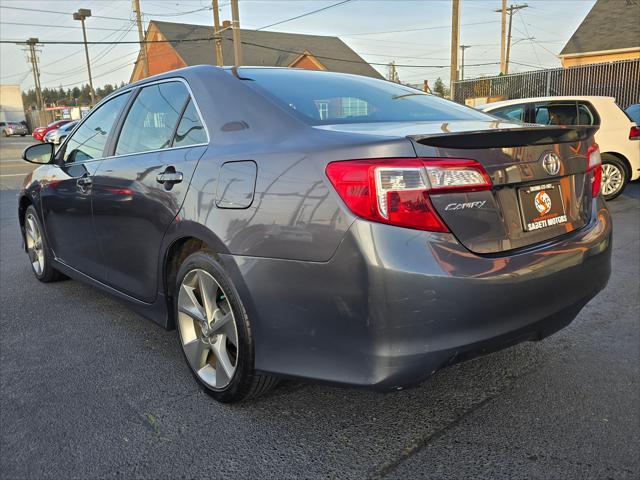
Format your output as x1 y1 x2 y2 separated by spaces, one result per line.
182 338 209 370
196 270 216 324
211 310 237 347
212 337 234 386
178 283 206 324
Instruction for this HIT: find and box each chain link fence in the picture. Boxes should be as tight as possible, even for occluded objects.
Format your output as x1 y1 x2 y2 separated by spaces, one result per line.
453 59 640 109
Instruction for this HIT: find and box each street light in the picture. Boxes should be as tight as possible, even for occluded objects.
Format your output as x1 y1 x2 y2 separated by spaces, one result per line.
73 8 96 106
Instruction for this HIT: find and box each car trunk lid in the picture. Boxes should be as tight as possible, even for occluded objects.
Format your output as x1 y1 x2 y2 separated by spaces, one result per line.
408 123 598 254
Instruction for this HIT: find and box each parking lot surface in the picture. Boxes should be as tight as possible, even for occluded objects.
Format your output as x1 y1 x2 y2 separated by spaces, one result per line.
1 136 638 479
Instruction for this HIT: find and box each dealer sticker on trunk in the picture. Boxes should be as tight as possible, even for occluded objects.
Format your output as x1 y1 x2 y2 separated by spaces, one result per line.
518 182 568 232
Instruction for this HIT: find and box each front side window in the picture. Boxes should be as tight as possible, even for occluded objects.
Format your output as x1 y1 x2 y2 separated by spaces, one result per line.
491 105 526 123
116 82 189 155
240 68 490 125
63 91 130 163
173 99 207 147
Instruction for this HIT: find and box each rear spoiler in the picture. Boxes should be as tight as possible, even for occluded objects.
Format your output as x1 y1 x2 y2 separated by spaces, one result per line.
409 125 598 149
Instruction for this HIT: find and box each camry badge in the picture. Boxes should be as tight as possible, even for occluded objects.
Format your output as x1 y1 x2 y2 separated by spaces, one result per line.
542 152 561 176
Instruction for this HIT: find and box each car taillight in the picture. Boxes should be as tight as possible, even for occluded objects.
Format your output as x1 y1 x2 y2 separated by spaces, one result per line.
630 126 640 140
587 144 602 197
325 158 492 232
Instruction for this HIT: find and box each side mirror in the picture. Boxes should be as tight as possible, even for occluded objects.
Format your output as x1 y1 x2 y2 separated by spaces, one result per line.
22 142 54 165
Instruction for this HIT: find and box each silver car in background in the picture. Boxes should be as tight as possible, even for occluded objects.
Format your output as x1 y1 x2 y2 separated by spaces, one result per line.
43 121 78 145
1 121 28 137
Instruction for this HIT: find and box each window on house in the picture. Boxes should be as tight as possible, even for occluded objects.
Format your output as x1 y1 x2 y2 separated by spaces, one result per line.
316 101 329 120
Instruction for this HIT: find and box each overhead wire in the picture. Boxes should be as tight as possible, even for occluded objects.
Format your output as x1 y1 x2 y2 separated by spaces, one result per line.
256 0 354 31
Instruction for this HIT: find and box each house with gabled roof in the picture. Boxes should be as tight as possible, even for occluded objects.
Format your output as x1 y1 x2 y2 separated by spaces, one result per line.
130 20 383 82
559 0 640 67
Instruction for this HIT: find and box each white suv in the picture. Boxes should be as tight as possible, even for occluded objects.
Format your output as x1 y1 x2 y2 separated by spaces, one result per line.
479 96 640 200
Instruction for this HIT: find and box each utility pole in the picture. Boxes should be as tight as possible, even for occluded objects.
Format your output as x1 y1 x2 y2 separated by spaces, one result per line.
495 3 528 75
459 45 471 80
212 0 224 66
499 0 506 74
230 0 242 67
449 0 460 100
132 0 149 77
73 9 96 106
24 38 43 110
387 62 400 83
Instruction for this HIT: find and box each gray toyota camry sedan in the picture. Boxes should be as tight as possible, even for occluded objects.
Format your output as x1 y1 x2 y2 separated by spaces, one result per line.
19 66 611 403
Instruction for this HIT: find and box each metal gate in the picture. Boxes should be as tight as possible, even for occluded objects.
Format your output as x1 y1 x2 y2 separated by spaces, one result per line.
453 59 640 109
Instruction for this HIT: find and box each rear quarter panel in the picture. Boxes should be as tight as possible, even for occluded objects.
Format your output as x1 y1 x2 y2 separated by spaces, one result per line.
174 68 416 262
593 99 640 180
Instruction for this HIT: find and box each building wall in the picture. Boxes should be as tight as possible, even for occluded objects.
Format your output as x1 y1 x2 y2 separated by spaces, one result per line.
561 49 640 67
0 85 25 123
290 55 326 71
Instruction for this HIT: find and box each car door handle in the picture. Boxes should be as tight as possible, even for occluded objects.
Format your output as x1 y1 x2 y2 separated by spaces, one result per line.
156 170 183 184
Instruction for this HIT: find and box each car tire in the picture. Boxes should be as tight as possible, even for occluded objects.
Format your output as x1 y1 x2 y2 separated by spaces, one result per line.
20 134 25 137
23 205 65 282
600 154 628 201
175 250 278 403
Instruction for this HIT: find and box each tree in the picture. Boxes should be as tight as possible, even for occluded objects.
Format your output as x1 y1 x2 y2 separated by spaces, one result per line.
21 82 127 109
432 77 450 98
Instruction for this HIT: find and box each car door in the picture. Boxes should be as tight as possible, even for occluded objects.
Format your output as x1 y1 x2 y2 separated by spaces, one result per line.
91 80 208 302
39 91 131 278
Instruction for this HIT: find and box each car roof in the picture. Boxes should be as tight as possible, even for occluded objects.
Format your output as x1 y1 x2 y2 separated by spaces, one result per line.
480 96 616 110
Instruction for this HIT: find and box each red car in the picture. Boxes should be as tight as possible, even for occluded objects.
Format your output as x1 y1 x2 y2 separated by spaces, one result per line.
32 120 72 142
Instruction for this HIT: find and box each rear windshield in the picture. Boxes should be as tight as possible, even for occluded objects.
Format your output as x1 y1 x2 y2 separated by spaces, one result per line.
240 68 491 125
625 104 640 124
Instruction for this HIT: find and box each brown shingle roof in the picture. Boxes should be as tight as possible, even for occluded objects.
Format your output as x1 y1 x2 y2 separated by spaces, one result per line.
150 20 383 79
560 0 640 56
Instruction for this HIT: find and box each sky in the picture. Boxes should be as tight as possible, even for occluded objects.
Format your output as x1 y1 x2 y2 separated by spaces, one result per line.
0 0 597 92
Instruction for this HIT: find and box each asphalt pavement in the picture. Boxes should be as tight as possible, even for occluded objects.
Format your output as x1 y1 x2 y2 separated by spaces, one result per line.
1 135 638 479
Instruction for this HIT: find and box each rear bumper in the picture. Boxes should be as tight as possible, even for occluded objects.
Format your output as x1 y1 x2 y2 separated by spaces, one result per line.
223 198 612 389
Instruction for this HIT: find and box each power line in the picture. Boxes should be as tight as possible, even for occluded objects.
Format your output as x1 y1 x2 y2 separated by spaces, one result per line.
0 21 137 32
3 34 501 70
0 5 135 22
338 20 500 37
256 0 354 31
143 6 213 16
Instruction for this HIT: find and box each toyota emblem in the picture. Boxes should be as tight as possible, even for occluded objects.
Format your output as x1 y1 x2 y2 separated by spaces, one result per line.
542 152 561 176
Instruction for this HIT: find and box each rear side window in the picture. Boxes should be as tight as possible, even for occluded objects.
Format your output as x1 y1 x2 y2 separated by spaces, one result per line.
241 68 490 125
63 92 130 163
577 102 598 125
173 99 207 147
534 101 579 126
491 105 526 122
116 82 189 155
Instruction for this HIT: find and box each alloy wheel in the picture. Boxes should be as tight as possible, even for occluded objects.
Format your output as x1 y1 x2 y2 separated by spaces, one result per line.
25 213 44 276
601 163 624 197
177 269 239 390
